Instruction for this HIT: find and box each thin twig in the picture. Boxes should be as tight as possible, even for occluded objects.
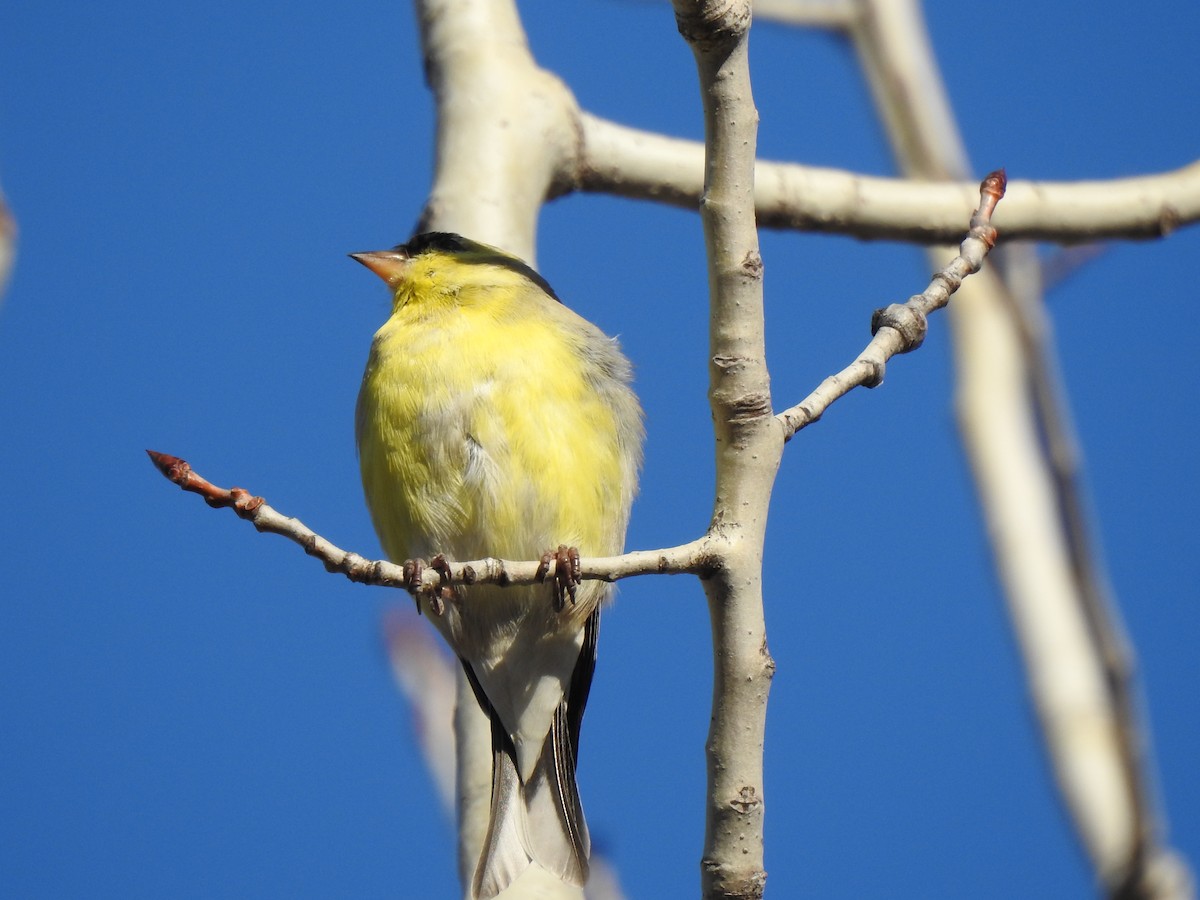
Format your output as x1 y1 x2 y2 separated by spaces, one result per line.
777 169 1007 440
146 450 712 593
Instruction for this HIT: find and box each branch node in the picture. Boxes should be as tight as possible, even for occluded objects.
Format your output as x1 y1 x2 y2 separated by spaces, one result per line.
729 785 762 814
674 1 752 46
740 248 764 280
339 553 363 581
859 358 886 389
1158 203 1181 236
871 302 928 353
794 404 820 428
229 487 262 515
761 636 776 679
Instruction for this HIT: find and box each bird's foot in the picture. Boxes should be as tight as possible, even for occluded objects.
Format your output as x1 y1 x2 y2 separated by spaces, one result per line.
537 544 581 611
402 555 454 616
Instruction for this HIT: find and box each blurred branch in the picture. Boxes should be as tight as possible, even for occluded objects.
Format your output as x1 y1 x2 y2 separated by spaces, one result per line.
849 0 1193 896
778 170 1006 439
0 191 15 302
753 0 857 27
576 113 1200 242
384 614 458 806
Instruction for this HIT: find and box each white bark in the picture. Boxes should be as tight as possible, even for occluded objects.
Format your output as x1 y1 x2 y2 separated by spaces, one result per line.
577 113 1200 242
671 2 779 896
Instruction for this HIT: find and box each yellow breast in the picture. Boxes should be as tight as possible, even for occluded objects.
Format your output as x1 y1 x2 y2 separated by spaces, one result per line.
356 281 636 571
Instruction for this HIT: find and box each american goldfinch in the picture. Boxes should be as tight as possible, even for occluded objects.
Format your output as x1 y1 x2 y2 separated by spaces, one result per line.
353 232 643 898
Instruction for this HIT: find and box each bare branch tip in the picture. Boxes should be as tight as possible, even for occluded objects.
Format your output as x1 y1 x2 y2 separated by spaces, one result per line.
982 168 1007 196
976 169 1008 222
148 450 266 516
146 449 189 484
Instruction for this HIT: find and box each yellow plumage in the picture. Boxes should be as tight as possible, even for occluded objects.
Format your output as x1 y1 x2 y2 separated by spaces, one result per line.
353 233 642 898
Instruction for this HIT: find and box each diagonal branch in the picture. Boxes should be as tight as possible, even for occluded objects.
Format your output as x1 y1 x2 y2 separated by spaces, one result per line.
777 170 1006 439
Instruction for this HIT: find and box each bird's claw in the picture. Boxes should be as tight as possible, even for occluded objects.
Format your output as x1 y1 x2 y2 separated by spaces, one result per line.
402 555 454 616
429 554 454 616
537 544 581 612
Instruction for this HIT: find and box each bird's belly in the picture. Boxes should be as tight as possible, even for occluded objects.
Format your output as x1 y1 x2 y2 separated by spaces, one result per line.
357 309 625 655
359 318 624 560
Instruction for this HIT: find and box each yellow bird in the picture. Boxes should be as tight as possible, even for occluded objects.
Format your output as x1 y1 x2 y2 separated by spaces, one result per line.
353 232 643 898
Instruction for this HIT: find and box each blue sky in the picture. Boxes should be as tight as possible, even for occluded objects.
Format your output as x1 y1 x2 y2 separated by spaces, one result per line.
2 2 1198 898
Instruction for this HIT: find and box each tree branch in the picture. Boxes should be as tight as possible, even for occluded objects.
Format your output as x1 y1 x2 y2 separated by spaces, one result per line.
776 169 1006 439
146 450 713 591
0 188 15 305
752 0 858 28
576 113 1200 242
415 0 578 263
672 1 779 897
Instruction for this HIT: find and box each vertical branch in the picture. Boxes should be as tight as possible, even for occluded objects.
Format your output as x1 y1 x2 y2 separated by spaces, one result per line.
0 189 15 305
672 2 783 898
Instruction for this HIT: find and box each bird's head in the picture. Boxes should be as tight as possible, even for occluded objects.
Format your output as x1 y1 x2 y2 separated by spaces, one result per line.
350 232 559 310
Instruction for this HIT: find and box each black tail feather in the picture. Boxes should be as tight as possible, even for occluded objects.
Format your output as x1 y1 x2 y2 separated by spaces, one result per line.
460 607 600 898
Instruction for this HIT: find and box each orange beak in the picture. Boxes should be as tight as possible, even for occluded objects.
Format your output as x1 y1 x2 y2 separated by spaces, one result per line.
349 249 410 287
